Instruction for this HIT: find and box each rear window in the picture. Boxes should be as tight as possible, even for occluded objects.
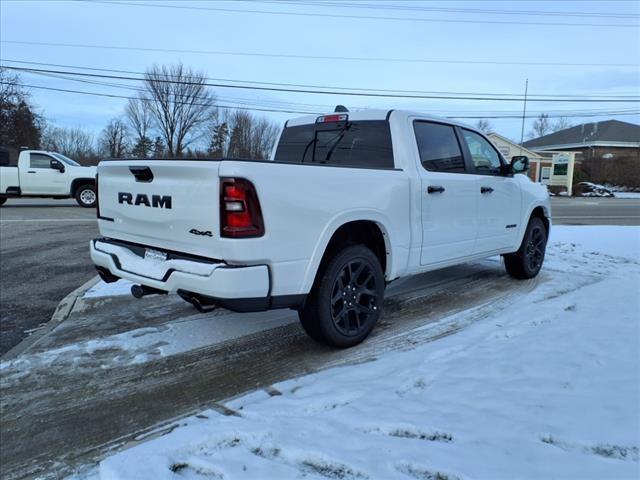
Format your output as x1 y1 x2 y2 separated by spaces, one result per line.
274 120 394 169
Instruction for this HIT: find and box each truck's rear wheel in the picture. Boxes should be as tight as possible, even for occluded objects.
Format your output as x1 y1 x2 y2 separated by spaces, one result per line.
503 216 547 279
299 245 384 348
75 184 96 208
0 196 6 206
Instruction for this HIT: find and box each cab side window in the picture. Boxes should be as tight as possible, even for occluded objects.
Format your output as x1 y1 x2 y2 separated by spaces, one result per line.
413 121 465 173
30 153 52 169
461 129 502 174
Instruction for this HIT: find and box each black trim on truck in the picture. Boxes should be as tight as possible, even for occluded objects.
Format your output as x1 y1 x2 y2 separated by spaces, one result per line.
94 237 223 264
176 289 306 313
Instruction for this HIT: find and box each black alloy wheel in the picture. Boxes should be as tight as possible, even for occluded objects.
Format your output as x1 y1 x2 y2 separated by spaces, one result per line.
298 244 384 348
525 223 546 271
504 216 547 279
330 259 379 337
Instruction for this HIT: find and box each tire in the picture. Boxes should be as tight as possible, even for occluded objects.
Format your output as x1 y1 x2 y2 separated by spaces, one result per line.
75 184 96 208
503 216 547 279
0 196 6 206
298 245 385 348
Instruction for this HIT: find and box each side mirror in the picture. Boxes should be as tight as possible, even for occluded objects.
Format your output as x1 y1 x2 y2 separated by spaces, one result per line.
50 159 65 173
510 155 529 174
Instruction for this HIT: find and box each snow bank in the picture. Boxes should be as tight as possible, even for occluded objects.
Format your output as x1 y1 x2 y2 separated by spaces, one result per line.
90 227 640 479
84 279 134 299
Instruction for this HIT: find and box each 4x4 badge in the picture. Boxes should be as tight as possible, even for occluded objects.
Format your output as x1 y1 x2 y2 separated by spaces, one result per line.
189 229 213 237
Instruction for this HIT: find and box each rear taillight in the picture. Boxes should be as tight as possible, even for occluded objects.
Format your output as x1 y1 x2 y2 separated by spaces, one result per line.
95 173 100 218
220 178 264 238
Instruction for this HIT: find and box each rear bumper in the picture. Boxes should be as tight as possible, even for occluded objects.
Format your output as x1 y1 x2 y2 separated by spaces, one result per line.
90 238 286 312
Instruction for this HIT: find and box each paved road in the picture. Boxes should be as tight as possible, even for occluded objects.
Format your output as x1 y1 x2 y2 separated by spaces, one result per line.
0 197 638 356
550 197 640 225
0 199 98 354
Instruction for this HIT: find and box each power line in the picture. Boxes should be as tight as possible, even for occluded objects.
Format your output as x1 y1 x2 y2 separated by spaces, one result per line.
85 0 639 28
249 0 639 19
4 40 637 69
4 66 639 103
8 83 320 115
4 59 639 98
22 69 336 111
23 68 638 117
6 82 639 120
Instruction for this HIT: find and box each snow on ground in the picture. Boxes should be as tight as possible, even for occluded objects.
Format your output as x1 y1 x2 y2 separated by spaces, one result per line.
84 279 134 298
615 192 640 199
90 226 640 480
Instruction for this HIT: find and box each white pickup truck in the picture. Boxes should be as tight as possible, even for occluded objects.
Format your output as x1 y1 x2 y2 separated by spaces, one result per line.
0 149 97 207
91 109 550 347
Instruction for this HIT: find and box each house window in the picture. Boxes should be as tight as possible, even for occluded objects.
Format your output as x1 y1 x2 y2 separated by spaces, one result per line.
554 163 568 176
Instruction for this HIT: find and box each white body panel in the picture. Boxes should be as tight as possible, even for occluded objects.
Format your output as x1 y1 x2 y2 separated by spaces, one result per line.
0 150 96 197
92 110 551 305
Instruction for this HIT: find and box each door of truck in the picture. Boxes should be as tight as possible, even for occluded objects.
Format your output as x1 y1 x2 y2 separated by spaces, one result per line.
413 120 479 266
20 153 68 195
457 128 522 254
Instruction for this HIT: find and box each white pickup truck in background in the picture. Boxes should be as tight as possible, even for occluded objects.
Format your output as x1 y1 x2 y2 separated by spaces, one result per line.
91 109 551 348
0 149 97 207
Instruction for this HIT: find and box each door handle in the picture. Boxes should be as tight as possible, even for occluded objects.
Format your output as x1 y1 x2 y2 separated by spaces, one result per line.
427 186 445 194
27 170 36 173
481 186 494 194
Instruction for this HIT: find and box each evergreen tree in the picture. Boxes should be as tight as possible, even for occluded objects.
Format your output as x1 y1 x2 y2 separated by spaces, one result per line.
152 136 165 158
131 136 154 158
208 122 229 158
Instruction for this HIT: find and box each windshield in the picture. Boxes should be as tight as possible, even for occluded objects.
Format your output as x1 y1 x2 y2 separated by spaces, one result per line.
51 153 80 166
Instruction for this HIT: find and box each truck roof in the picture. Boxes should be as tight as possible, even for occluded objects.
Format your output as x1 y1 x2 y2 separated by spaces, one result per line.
286 109 474 130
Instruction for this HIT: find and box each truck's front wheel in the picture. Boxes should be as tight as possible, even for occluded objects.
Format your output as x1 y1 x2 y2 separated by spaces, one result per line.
75 184 96 208
0 196 6 206
503 216 547 279
299 245 384 348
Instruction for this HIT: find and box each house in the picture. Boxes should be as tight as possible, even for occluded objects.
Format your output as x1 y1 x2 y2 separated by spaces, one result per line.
487 133 551 183
523 120 640 187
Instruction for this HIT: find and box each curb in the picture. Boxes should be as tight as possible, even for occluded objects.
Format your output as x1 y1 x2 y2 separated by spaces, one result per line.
2 275 101 361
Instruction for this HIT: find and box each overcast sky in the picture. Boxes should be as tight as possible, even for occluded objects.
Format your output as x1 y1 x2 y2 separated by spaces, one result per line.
1 0 639 142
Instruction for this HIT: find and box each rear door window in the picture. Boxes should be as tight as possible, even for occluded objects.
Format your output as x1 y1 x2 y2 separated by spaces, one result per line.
413 121 465 173
274 120 394 168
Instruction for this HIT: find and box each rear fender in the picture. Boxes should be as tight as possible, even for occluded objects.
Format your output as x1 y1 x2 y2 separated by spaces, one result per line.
299 210 394 294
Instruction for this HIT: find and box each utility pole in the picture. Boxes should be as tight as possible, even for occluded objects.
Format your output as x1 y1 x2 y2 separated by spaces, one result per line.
519 78 528 154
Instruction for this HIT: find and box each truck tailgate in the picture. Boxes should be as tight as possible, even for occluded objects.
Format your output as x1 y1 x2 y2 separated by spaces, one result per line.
97 160 221 258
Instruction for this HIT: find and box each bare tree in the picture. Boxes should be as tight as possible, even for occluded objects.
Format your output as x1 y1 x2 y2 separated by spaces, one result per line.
99 118 129 158
141 63 215 157
227 110 253 158
251 117 279 159
552 116 573 132
0 68 43 149
225 110 278 160
41 126 96 164
0 68 20 107
528 113 551 139
126 97 153 157
474 118 494 134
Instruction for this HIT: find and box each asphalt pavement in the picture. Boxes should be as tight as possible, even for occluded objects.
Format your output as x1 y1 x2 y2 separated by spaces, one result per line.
0 199 98 354
0 196 638 356
550 197 640 225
